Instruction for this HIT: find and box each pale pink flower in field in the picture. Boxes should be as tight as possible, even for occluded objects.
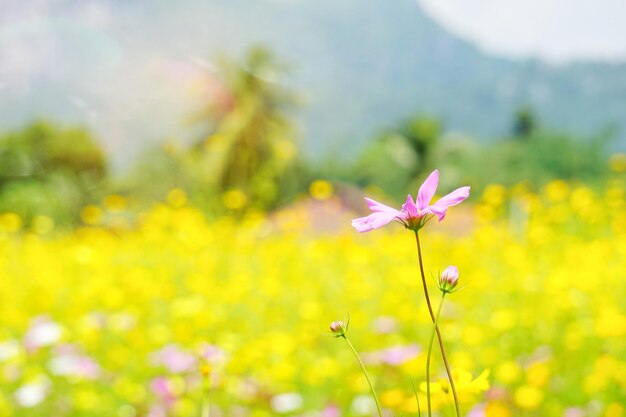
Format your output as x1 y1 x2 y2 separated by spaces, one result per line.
466 404 486 417
147 405 168 417
23 316 63 352
199 343 227 365
150 344 197 373
352 170 470 232
564 407 585 417
371 316 398 334
321 404 340 417
48 344 100 379
363 344 420 366
150 376 177 406
485 386 507 401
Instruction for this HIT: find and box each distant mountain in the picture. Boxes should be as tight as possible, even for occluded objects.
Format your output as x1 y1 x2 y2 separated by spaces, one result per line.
225 0 626 156
1 0 625 167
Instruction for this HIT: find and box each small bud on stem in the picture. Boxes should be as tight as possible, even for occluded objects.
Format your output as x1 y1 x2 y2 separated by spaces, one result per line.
438 266 460 294
330 319 382 417
330 320 346 337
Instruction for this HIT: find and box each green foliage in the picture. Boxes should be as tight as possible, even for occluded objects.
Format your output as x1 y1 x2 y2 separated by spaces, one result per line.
0 121 107 226
318 111 611 198
434 107 611 190
324 116 441 199
437 130 611 190
352 133 418 194
120 143 187 203
402 117 441 165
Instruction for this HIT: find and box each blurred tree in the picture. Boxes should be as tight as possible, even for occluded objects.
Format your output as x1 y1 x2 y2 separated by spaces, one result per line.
402 116 441 173
124 46 302 215
346 116 441 199
352 132 418 196
512 106 537 138
196 46 301 212
0 121 107 226
441 128 610 191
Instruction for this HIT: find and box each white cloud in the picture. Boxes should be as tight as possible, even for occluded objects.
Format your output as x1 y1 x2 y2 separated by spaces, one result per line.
417 0 626 62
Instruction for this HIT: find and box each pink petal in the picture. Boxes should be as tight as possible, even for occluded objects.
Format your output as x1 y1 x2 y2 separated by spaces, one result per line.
433 186 470 208
401 194 419 217
417 170 439 209
427 186 470 221
365 198 401 215
352 211 399 232
425 205 448 221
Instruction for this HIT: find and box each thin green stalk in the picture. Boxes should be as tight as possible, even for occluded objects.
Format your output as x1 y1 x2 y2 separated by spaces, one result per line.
201 369 211 417
426 293 446 417
414 231 461 417
343 335 383 417
201 395 210 417
410 378 422 417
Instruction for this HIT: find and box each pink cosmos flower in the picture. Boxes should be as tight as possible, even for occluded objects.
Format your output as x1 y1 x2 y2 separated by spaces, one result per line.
352 169 470 232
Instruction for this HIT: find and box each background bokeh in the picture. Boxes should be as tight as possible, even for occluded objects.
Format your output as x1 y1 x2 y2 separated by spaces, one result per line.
1 1 626 416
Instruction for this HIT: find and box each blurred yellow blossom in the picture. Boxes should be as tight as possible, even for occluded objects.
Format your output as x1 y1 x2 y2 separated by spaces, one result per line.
223 189 247 209
514 385 543 409
496 361 521 384
0 212 22 232
0 182 624 416
80 205 103 225
309 180 334 201
31 215 54 234
486 402 511 417
609 153 626 173
167 188 188 207
104 194 127 212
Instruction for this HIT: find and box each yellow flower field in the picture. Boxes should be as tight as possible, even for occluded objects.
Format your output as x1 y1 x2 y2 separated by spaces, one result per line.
0 181 625 417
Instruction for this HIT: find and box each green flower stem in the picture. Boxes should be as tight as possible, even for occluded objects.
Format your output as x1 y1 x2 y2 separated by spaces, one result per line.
201 372 211 417
414 231 461 417
342 335 383 417
426 292 446 417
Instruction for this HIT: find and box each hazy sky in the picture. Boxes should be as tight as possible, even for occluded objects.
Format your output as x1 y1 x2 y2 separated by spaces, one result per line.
418 0 626 62
1 0 625 169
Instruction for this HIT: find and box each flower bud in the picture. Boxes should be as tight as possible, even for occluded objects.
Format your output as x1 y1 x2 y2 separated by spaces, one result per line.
438 266 459 293
329 321 346 336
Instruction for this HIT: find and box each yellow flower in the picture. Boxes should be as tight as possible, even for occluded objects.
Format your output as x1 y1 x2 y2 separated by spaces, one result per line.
453 369 490 395
514 385 543 409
